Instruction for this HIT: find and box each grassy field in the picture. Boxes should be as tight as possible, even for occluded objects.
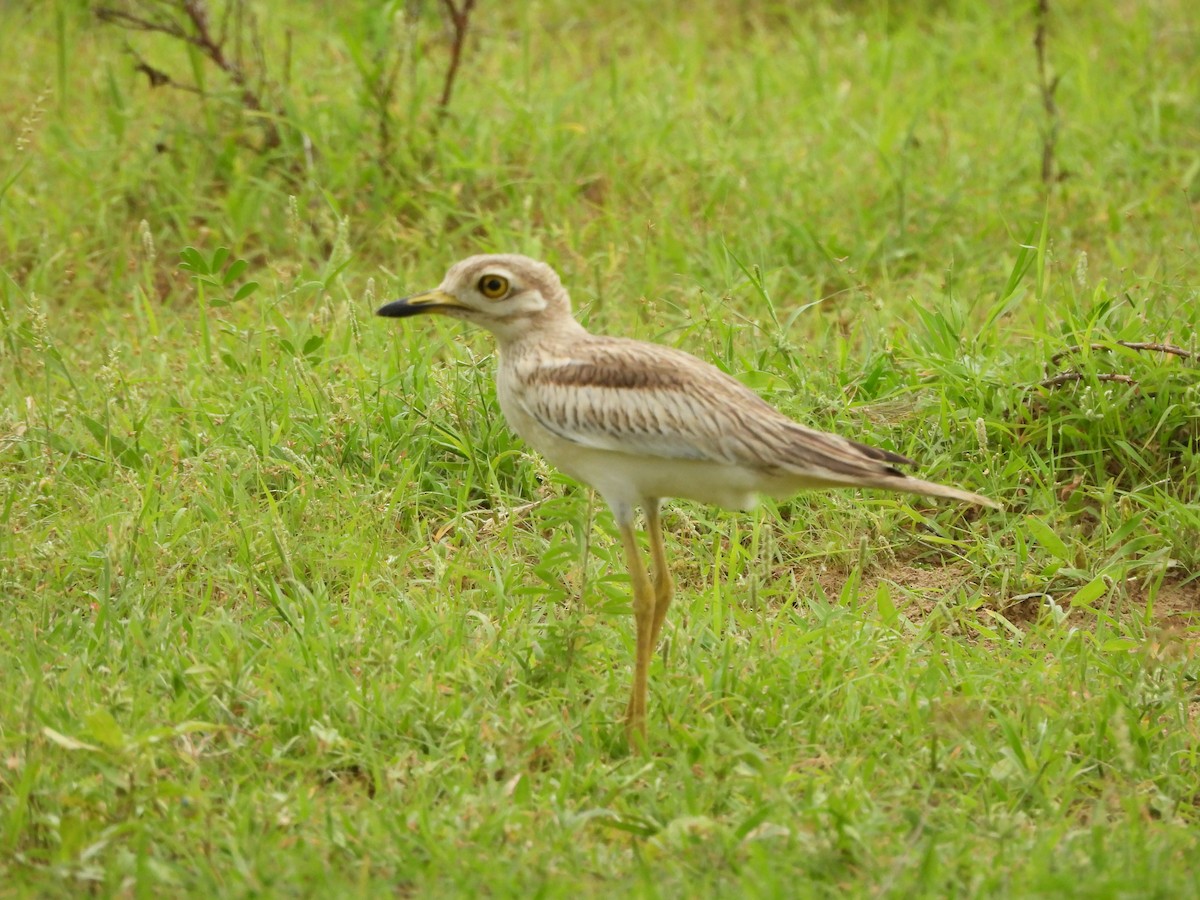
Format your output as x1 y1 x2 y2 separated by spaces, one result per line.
2 0 1199 894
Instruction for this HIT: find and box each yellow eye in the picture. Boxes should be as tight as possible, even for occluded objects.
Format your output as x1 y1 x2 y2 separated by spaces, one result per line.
478 274 509 299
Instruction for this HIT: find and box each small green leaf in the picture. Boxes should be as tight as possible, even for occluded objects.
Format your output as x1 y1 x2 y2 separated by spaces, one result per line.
1069 576 1110 608
1025 515 1070 564
875 580 899 629
302 334 325 356
34 427 77 456
179 246 208 275
1101 638 1138 653
223 258 248 285
80 415 134 466
999 232 1037 302
42 726 100 752
210 247 230 273
232 281 259 302
85 709 127 750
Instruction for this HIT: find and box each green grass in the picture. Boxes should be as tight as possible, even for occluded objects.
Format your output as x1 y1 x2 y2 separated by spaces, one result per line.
2 0 1199 894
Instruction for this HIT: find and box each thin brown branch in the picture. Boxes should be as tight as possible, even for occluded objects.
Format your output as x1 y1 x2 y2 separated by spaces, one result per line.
377 48 405 162
1033 0 1060 185
1038 372 1138 389
95 7 190 40
132 57 172 88
130 52 199 93
95 1 281 148
180 1 246 98
438 0 477 112
1050 341 1196 368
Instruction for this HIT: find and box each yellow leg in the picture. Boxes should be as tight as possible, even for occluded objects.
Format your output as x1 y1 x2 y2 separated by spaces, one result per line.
646 501 674 648
618 521 655 749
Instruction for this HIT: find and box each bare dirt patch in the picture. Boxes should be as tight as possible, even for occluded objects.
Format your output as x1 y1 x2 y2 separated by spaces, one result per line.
812 561 1200 631
812 561 978 621
1127 577 1200 627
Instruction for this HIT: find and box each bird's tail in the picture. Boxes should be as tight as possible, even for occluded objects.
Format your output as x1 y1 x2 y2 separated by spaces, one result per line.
772 422 1001 509
874 474 1001 510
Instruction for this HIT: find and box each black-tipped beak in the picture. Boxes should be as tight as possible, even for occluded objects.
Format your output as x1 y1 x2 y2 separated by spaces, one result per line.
376 289 460 318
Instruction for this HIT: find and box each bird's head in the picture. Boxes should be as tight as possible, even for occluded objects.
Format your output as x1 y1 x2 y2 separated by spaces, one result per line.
377 254 577 344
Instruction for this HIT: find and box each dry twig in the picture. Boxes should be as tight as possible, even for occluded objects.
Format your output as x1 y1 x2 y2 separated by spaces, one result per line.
438 0 477 112
1035 339 1195 391
1049 341 1195 367
1038 372 1138 389
1033 0 1060 185
95 0 282 148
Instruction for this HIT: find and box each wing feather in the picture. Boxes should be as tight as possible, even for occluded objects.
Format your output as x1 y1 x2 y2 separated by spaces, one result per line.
508 336 914 483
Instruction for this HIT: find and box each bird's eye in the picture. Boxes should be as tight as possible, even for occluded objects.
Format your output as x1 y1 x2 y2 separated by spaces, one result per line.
478 274 509 299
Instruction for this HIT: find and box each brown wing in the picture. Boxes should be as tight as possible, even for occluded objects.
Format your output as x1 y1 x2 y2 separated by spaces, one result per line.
510 336 915 483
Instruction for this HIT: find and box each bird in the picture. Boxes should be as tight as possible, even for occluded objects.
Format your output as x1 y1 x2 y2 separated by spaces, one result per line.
377 254 999 747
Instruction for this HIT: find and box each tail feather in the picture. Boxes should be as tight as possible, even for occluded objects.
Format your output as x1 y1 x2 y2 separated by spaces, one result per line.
868 473 1001 509
765 419 999 509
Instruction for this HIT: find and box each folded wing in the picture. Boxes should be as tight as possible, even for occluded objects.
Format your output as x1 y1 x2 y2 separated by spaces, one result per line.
510 336 917 484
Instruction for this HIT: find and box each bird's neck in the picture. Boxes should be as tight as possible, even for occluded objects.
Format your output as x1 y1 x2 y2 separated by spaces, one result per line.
491 312 591 355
